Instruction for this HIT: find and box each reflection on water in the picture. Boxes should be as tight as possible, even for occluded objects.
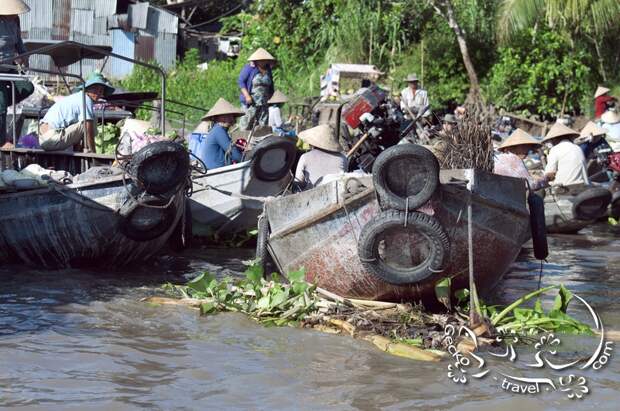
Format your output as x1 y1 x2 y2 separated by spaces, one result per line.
1 227 619 410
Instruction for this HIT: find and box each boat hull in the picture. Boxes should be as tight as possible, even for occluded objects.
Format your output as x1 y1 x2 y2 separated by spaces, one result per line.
189 161 291 237
0 178 185 268
265 170 530 305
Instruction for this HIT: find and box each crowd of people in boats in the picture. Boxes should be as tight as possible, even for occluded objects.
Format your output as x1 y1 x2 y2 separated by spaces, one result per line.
2 0 619 200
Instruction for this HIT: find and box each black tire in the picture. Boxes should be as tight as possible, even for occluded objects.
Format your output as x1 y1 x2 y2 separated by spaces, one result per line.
358 210 450 285
571 187 612 220
169 199 193 251
610 191 620 219
128 141 189 195
250 136 297 182
527 193 548 260
120 195 177 242
256 214 277 276
372 144 439 211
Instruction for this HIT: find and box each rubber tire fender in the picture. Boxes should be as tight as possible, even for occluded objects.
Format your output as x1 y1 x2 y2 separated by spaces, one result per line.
256 213 277 276
358 210 450 285
527 193 548 260
250 136 297 182
571 187 612 220
169 198 193 251
128 141 190 195
120 195 177 242
372 144 440 211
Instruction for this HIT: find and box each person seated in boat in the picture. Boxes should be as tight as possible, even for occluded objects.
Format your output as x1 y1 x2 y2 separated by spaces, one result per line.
267 90 296 138
39 72 114 152
295 124 347 189
542 122 589 187
441 113 458 134
493 128 548 190
192 98 244 170
594 86 616 119
575 121 610 158
600 109 620 152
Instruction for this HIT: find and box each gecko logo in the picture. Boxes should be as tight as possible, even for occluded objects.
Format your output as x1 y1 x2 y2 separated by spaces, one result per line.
444 292 613 400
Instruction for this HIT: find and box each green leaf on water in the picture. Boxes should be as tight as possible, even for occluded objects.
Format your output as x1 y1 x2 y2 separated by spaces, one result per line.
257 295 271 310
553 284 573 313
534 298 544 314
187 272 215 293
200 302 216 315
287 267 306 283
245 264 264 284
434 277 451 310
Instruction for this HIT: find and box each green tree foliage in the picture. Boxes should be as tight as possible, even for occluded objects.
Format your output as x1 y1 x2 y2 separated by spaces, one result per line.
485 29 591 118
120 0 618 122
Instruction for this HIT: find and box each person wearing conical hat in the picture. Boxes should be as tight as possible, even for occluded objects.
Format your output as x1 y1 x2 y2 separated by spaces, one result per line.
39 72 115 152
575 121 610 157
267 90 295 137
0 0 35 148
191 98 245 170
238 48 276 130
294 124 347 189
493 128 548 190
600 109 620 152
400 73 430 118
542 122 589 187
594 86 616 119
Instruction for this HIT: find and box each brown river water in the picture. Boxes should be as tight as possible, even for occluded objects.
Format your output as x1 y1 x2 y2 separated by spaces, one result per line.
1 224 619 410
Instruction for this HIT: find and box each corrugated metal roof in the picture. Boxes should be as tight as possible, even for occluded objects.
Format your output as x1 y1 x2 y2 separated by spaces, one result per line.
155 32 177 70
94 17 108 35
71 9 95 35
94 1 117 18
134 32 155 63
72 0 94 10
146 6 179 35
109 30 136 79
129 3 149 30
21 0 53 32
52 0 71 40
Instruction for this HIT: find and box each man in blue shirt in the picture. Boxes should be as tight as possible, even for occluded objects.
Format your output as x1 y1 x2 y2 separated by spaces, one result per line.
39 72 113 152
192 98 244 169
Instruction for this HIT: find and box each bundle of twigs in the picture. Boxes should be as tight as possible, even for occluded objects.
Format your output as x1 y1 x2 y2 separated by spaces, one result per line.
432 112 494 172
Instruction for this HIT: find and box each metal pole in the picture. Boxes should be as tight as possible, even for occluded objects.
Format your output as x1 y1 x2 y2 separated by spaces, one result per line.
161 75 166 135
11 81 16 146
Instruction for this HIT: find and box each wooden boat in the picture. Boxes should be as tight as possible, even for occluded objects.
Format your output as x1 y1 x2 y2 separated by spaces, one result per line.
262 169 531 305
0 41 192 268
189 135 296 237
0 168 187 268
544 185 611 234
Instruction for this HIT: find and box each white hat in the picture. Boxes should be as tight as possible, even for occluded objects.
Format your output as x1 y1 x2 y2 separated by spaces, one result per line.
1 0 30 15
542 122 579 142
580 121 608 138
601 110 620 125
201 98 245 121
405 73 419 82
298 124 342 152
499 128 540 150
267 90 288 104
248 48 276 62
594 86 611 99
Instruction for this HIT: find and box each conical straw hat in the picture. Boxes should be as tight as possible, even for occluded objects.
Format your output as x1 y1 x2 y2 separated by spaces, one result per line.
248 48 276 61
267 90 288 104
542 122 579 142
499 128 540 150
298 124 342 152
580 121 608 138
601 110 620 124
1 0 30 15
594 86 610 99
201 98 245 120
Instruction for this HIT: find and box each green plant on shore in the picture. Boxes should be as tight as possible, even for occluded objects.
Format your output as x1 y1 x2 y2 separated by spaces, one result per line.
452 284 594 336
164 264 317 326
